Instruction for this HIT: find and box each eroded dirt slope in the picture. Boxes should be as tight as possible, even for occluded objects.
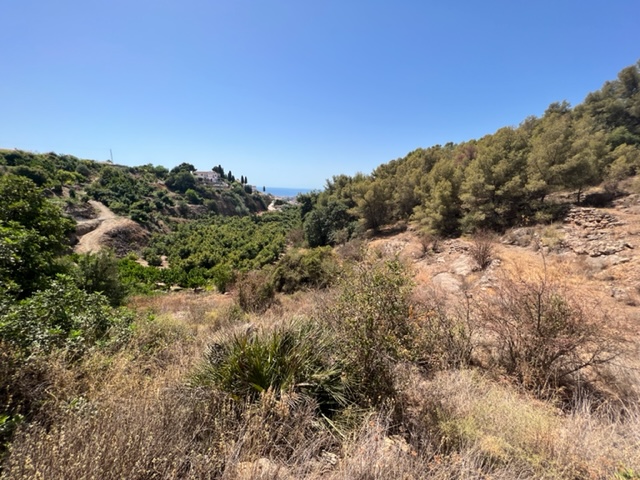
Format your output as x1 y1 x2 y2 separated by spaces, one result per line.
74 200 148 255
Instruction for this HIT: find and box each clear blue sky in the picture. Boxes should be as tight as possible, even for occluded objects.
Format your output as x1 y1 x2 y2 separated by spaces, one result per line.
1 1 638 189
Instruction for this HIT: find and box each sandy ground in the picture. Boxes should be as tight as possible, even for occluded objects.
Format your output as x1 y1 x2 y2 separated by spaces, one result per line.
74 200 139 254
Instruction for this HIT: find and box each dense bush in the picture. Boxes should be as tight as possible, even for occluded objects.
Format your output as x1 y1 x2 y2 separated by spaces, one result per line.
193 322 348 413
0 277 133 358
72 250 127 307
12 166 49 186
0 175 75 297
85 166 153 216
303 199 356 247
272 247 338 293
329 258 414 406
210 263 234 293
0 280 132 450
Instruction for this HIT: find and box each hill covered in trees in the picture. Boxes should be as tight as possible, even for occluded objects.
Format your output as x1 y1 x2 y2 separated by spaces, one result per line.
0 150 268 227
299 61 640 245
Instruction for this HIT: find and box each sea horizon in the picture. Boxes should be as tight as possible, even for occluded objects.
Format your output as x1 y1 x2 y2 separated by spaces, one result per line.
263 186 315 198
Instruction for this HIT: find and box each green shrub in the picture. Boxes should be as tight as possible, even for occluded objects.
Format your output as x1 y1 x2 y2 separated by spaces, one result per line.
0 175 76 297
272 247 337 293
130 208 150 224
185 188 202 205
0 341 25 454
0 276 133 358
193 322 348 413
303 200 355 247
146 253 162 267
73 250 127 307
329 258 413 406
204 198 218 213
237 269 275 313
75 163 91 178
210 263 234 293
13 165 49 186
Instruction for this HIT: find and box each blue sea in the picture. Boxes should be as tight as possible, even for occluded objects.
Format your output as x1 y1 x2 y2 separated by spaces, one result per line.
263 187 314 198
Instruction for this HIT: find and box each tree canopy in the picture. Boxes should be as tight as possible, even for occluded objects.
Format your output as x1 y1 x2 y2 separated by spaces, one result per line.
301 61 640 238
0 175 75 296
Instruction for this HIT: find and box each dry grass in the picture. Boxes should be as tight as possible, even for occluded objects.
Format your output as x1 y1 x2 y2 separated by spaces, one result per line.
129 290 235 325
2 385 338 480
2 255 640 479
393 368 640 479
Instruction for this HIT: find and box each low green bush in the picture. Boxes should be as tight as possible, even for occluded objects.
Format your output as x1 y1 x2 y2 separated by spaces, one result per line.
72 250 127 307
272 247 338 293
0 276 133 358
0 277 134 454
192 322 349 414
329 258 413 406
236 269 275 313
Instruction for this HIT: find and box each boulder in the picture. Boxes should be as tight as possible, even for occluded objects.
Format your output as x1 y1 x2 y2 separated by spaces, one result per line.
432 272 462 293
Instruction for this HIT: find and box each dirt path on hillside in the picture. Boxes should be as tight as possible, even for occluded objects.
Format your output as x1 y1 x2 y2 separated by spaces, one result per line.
74 200 138 254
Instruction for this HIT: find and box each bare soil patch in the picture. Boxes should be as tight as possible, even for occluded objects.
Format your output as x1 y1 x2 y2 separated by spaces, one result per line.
74 200 148 255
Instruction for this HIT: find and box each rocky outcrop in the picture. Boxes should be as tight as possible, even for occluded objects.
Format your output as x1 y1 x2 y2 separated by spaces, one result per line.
501 227 537 247
612 193 640 214
432 272 463 293
564 207 623 229
562 207 632 257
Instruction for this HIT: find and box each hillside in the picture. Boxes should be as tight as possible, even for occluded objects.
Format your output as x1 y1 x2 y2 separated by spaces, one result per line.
372 195 640 329
72 200 143 254
0 150 271 250
3 189 639 478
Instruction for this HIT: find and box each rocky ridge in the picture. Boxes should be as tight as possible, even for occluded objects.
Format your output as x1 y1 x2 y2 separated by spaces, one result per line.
561 207 632 257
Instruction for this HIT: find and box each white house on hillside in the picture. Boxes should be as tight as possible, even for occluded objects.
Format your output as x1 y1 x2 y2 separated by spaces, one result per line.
193 171 230 188
193 171 221 183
